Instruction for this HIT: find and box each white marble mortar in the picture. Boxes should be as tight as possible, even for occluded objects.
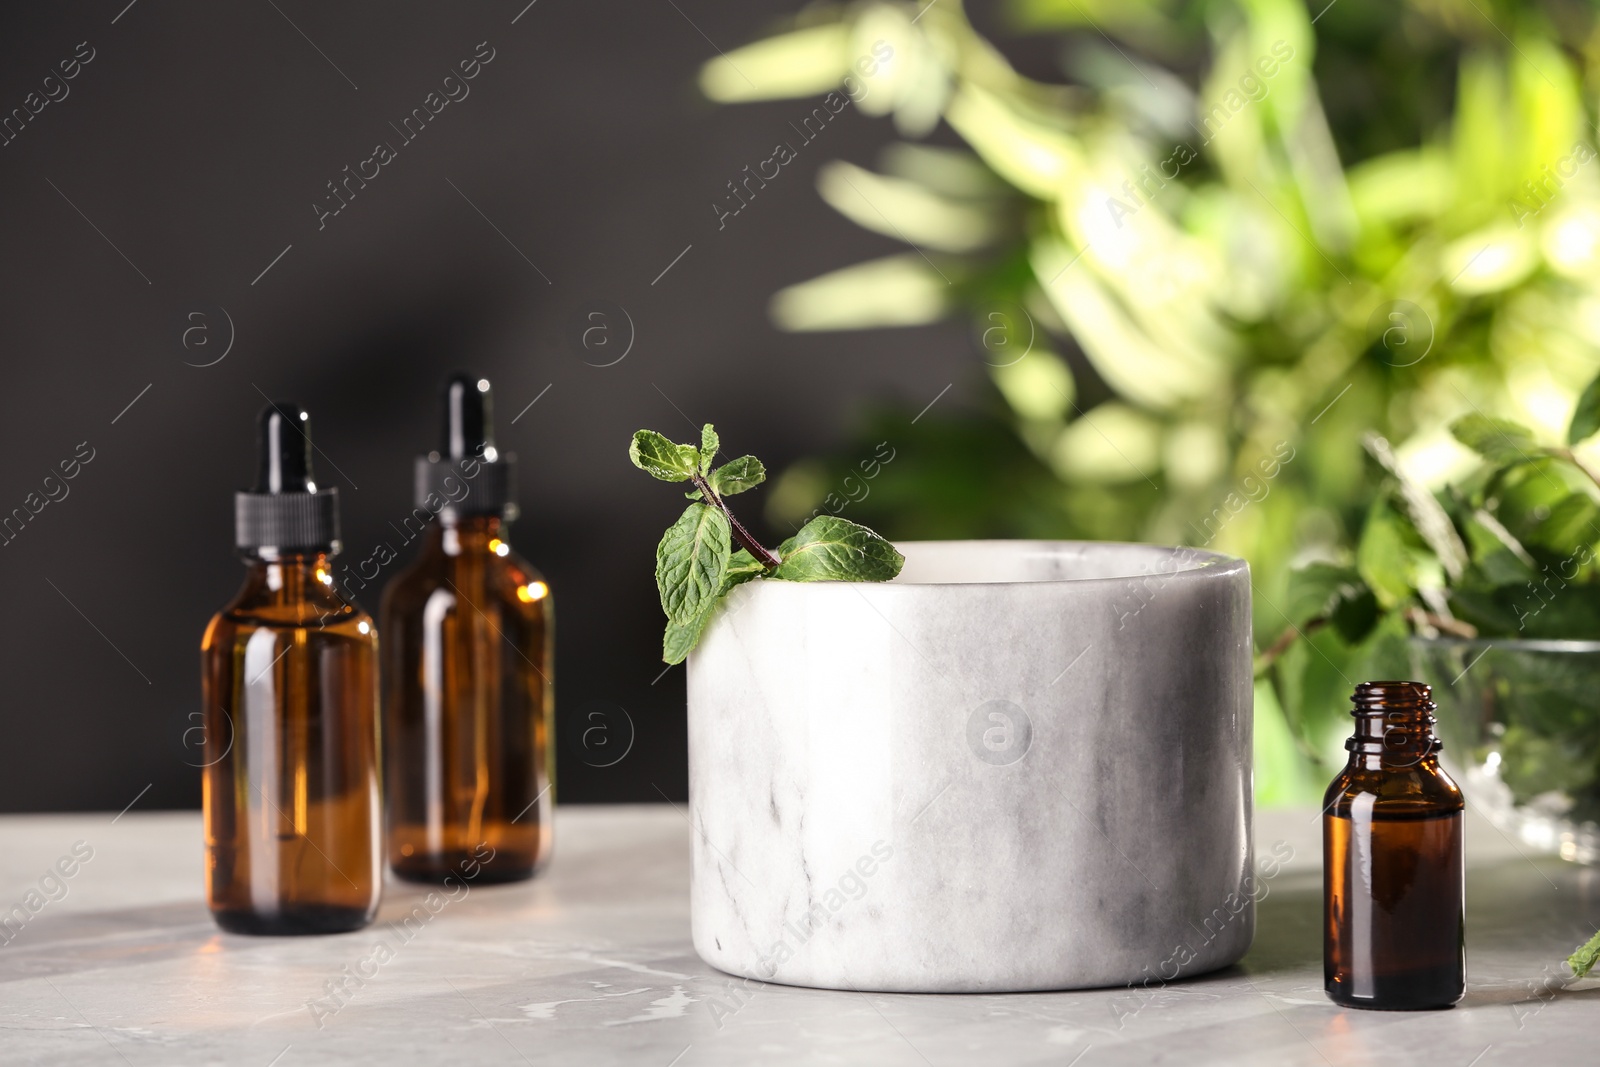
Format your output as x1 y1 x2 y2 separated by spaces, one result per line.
686 540 1254 993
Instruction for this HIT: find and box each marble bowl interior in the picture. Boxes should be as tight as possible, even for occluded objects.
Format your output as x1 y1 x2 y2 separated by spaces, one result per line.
891 540 1229 584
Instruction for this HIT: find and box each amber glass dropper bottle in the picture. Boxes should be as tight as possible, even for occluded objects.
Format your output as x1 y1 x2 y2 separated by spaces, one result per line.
1324 680 1464 1009
381 374 554 883
200 402 382 934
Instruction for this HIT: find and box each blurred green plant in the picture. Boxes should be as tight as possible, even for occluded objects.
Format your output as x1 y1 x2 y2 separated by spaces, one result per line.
1261 374 1600 808
1306 379 1600 976
702 0 1600 804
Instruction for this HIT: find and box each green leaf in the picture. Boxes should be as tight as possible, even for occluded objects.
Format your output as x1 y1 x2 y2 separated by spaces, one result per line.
662 613 708 664
710 455 766 496
630 430 699 482
773 515 904 582
655 503 731 624
1329 586 1381 645
1282 563 1380 646
1364 434 1467 581
1501 724 1596 797
697 23 851 103
1451 414 1541 466
1356 501 1413 609
1568 928 1600 978
770 254 950 331
1446 585 1528 636
1461 510 1537 586
1513 585 1600 640
659 550 766 664
1569 372 1600 445
816 160 1004 254
700 424 719 475
1361 614 1414 681
1524 493 1600 556
723 548 767 585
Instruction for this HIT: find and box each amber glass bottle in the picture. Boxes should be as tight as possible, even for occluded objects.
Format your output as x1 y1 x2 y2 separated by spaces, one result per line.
201 402 382 935
381 375 554 883
1324 680 1464 1009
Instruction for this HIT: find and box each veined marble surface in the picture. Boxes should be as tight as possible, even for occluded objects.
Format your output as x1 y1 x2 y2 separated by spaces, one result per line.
688 541 1255 991
0 806 1593 1065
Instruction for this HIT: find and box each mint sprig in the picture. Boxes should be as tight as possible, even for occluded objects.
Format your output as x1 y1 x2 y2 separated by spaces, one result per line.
630 425 905 663
1570 928 1600 979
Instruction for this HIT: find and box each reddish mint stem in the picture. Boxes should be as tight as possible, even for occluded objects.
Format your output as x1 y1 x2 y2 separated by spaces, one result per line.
691 471 780 570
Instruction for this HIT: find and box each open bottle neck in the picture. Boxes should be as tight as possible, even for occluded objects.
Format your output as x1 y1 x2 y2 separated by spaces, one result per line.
1345 680 1441 768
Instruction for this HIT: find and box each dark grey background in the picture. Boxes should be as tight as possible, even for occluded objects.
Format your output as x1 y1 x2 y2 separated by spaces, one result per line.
0 0 1004 811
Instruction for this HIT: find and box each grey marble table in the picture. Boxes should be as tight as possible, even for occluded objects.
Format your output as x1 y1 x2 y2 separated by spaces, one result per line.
0 804 1594 1065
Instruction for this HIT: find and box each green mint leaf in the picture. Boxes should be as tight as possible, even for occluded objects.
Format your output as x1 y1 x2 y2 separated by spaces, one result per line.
1447 585 1528 636
660 550 765 664
1450 414 1540 466
655 502 731 624
723 548 768 588
1284 562 1362 627
1568 927 1600 978
710 455 766 496
1285 563 1379 645
1525 493 1600 556
1355 500 1412 609
773 515 904 582
1363 433 1466 582
1461 510 1538 586
700 424 720 475
630 429 699 482
662 614 707 665
1329 585 1380 644
1570 372 1600 445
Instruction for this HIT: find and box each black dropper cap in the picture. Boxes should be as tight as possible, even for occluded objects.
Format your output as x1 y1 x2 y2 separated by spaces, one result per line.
235 401 341 556
414 374 518 520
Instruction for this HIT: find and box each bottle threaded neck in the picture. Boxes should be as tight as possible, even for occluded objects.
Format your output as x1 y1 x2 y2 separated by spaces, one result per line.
1352 680 1435 712
1347 680 1440 760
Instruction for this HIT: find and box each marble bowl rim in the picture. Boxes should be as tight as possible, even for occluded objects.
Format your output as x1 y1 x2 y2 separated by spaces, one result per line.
758 538 1248 591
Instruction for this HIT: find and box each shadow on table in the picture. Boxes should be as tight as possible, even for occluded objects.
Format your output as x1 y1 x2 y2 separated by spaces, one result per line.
0 900 219 983
1236 851 1600 1026
0 879 572 986
1239 880 1320 975
0 890 466 984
